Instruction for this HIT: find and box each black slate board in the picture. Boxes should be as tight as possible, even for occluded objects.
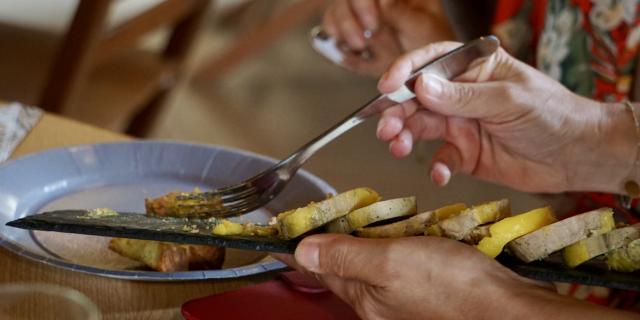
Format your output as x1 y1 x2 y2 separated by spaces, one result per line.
6 210 297 253
7 210 640 290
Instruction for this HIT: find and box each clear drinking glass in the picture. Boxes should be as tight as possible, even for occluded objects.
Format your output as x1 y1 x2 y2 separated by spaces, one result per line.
0 283 100 320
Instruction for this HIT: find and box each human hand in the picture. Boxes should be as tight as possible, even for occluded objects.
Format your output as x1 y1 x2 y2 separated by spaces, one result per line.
275 234 634 320
376 41 636 194
321 0 454 76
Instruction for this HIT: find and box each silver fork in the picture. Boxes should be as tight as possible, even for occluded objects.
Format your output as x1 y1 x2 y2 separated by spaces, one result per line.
179 35 500 217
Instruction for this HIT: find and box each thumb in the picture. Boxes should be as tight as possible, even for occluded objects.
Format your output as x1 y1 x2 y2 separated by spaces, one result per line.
416 74 501 119
294 233 389 285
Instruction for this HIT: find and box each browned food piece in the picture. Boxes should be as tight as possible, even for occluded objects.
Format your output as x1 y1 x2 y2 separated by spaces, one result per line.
355 211 437 238
145 190 223 218
507 208 615 263
109 238 225 272
277 187 381 240
563 223 640 268
438 199 511 240
607 239 640 272
463 225 492 244
325 197 417 234
181 244 226 270
212 219 278 237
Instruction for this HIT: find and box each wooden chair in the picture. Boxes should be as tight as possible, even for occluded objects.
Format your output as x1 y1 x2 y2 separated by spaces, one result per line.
0 0 211 136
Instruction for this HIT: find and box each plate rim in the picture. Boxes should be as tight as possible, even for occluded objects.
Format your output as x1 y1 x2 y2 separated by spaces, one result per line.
0 140 336 281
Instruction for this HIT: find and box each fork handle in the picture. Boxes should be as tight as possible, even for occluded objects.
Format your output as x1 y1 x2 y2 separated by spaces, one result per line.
358 35 500 118
286 36 500 167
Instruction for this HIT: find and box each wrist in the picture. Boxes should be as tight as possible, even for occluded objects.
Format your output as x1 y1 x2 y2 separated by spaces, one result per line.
564 100 637 194
504 281 638 319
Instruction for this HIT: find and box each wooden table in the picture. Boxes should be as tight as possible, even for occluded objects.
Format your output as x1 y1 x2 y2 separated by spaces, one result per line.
1 113 276 319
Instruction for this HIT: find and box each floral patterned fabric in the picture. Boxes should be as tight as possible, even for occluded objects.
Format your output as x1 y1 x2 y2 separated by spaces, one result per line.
492 0 640 311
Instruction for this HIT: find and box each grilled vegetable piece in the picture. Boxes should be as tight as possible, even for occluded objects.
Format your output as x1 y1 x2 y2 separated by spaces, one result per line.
212 219 278 237
325 197 417 234
325 217 352 234
476 207 557 258
607 239 640 272
145 190 224 218
463 225 492 244
564 224 640 268
438 199 511 240
507 208 615 263
109 238 225 272
355 210 437 238
277 187 381 239
358 203 467 239
425 203 469 237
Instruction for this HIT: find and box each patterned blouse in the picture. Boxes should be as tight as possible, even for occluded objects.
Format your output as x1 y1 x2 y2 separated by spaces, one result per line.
491 0 640 311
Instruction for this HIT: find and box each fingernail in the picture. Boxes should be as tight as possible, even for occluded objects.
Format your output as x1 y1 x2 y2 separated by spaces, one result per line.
363 29 373 39
422 74 442 96
295 241 320 272
378 71 390 89
430 162 451 186
376 118 387 138
380 71 389 82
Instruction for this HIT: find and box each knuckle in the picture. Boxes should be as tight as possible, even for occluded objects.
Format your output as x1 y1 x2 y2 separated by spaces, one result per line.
444 82 475 109
323 238 351 277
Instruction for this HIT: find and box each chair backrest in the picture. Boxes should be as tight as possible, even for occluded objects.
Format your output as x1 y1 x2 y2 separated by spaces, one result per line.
39 0 209 117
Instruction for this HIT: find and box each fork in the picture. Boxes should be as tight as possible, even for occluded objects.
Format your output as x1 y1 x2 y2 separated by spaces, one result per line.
178 35 500 217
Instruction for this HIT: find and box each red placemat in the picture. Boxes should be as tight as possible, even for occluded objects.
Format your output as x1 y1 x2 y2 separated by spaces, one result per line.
182 272 359 320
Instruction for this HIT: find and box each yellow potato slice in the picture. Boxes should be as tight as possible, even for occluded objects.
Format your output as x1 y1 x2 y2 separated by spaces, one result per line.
212 219 278 237
355 210 437 238
438 199 511 240
277 187 381 239
507 207 615 263
563 224 640 268
476 207 557 258
325 197 417 234
425 203 468 236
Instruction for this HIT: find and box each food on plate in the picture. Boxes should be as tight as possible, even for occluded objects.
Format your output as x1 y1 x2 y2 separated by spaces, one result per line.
85 208 119 218
212 219 278 236
607 239 640 272
475 207 557 258
463 225 492 245
109 238 225 272
355 210 437 238
437 199 511 240
563 224 640 268
109 188 227 272
507 208 615 263
355 203 466 238
325 197 417 234
145 188 224 218
424 203 467 236
277 187 381 240
108 185 640 273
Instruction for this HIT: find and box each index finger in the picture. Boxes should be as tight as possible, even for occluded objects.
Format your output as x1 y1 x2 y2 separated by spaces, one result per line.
377 41 463 93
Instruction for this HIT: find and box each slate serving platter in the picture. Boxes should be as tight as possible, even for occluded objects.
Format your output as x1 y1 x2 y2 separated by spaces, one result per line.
8 210 640 291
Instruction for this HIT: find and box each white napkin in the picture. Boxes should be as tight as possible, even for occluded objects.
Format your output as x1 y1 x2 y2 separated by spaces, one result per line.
0 102 42 163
